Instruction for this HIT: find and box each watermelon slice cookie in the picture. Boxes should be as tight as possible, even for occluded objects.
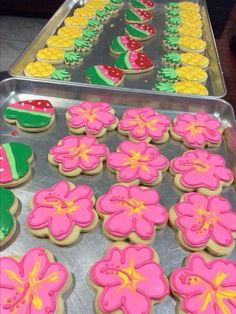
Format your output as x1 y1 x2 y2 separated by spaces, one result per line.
114 51 154 74
3 99 55 132
86 65 125 86
110 35 143 55
125 8 153 24
129 0 156 11
125 23 156 41
0 142 34 188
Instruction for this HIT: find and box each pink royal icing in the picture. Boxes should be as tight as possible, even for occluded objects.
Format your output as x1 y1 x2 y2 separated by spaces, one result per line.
97 184 168 241
49 135 109 173
0 146 12 183
67 101 117 135
170 253 236 314
98 65 124 84
170 149 234 190
27 180 95 241
118 107 171 141
90 244 169 314
107 141 169 184
0 248 69 314
173 112 222 148
173 192 236 248
9 100 55 115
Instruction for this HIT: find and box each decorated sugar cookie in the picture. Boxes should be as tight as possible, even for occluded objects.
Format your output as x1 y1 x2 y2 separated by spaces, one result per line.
169 193 236 256
24 61 70 81
64 16 89 28
164 24 202 38
171 112 223 148
166 9 202 21
170 253 236 314
165 2 200 12
162 51 209 69
95 9 110 22
0 142 33 187
125 23 156 41
163 35 206 53
170 149 234 195
129 0 156 11
57 25 83 38
118 107 171 143
82 28 100 42
74 38 93 52
155 81 208 95
90 243 169 314
157 66 208 84
0 187 19 247
74 6 97 18
0 248 72 314
110 36 143 55
87 17 104 31
107 140 169 185
3 99 55 132
66 101 118 137
125 8 153 24
166 15 203 28
86 65 125 86
27 180 98 246
96 184 168 243
48 135 109 176
37 48 82 65
47 35 75 51
114 51 154 74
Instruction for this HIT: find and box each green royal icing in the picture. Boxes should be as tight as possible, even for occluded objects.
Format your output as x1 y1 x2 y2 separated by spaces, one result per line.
0 187 15 240
158 67 178 82
64 51 82 65
105 3 119 12
164 25 179 35
166 8 180 18
96 9 109 20
3 107 51 128
166 15 182 26
125 8 142 21
86 66 115 86
125 24 148 38
111 0 123 4
111 37 126 53
164 35 179 48
74 38 91 50
130 0 147 9
162 51 181 65
82 28 98 40
88 18 103 30
51 69 70 80
155 81 175 92
165 2 179 10
114 52 131 69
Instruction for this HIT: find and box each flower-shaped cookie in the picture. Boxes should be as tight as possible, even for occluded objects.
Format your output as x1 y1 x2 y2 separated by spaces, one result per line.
107 141 169 185
66 101 118 137
90 243 169 314
170 149 234 195
169 192 236 255
170 253 236 314
96 184 168 243
27 180 98 245
0 142 34 188
0 187 19 247
171 112 223 148
0 248 71 314
48 135 109 176
118 107 171 143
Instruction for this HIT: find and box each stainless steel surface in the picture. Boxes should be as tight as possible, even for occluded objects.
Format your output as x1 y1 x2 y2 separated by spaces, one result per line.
0 78 235 313
9 0 226 98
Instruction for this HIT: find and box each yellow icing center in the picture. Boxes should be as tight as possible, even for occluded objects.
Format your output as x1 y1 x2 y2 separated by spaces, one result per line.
74 7 96 17
195 206 217 234
179 25 202 38
77 107 98 123
58 26 82 39
122 150 150 172
69 143 92 161
47 35 74 48
179 2 200 12
193 159 209 173
174 81 208 95
176 66 207 81
64 16 89 27
37 48 64 61
114 198 146 216
25 62 54 77
181 53 209 67
187 122 205 135
129 114 158 132
118 258 145 291
44 197 78 214
179 37 206 50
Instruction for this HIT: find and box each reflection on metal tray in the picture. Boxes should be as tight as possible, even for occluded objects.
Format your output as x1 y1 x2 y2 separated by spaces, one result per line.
0 78 235 313
9 0 226 98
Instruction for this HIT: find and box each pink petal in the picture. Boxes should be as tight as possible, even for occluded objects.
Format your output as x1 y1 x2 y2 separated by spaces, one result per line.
27 206 54 228
184 131 205 147
123 291 150 314
184 294 216 314
118 166 139 182
80 155 100 170
130 125 149 140
218 212 236 230
80 101 94 110
94 102 111 111
142 205 168 225
86 119 103 133
138 165 158 183
170 156 194 173
22 248 49 281
178 113 195 123
181 169 219 189
208 154 225 166
147 123 166 140
107 152 127 170
135 216 154 239
97 111 116 125
205 120 221 129
124 246 153 267
99 286 123 312
90 144 108 156
0 257 21 297
211 222 233 246
79 135 96 148
212 166 234 183
129 186 159 204
105 211 133 237
69 199 94 226
62 157 81 171
173 120 189 135
49 214 72 239
53 181 71 198
205 128 222 143
149 154 168 169
155 113 171 126
124 108 155 119
69 114 86 127
68 185 93 200
195 112 212 122
119 141 147 155
118 118 136 130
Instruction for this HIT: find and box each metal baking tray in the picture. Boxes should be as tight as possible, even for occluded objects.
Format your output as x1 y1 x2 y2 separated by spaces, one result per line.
0 77 235 313
9 0 226 98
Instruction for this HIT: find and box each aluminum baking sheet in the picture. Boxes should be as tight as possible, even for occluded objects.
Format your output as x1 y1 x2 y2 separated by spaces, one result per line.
0 77 235 313
9 0 226 98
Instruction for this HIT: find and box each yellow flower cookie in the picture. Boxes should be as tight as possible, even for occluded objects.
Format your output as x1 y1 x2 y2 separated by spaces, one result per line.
64 16 89 28
58 26 82 39
47 35 74 51
24 61 71 80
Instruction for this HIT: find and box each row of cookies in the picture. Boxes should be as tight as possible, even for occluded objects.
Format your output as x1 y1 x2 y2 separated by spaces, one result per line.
155 1 209 95
2 242 236 314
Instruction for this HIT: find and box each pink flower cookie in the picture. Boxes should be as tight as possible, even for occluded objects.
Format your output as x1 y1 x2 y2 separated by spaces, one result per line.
0 248 72 314
27 180 98 246
171 112 223 148
96 184 168 244
90 243 169 314
118 107 171 143
170 149 234 195
107 141 169 185
169 192 236 256
170 252 236 314
66 101 118 137
48 135 109 176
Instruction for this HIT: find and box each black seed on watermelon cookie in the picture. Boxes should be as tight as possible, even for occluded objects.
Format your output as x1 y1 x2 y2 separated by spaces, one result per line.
3 100 55 133
124 8 153 24
114 51 154 74
129 0 156 11
125 23 156 41
86 65 125 86
110 36 143 55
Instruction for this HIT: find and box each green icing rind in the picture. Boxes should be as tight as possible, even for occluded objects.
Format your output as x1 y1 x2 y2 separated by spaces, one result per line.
0 187 15 240
110 37 126 53
51 69 71 80
114 52 130 69
3 107 51 128
125 8 142 21
155 81 175 92
3 143 18 180
130 0 146 9
157 67 178 82
64 51 82 65
126 24 148 38
162 51 181 65
86 66 114 86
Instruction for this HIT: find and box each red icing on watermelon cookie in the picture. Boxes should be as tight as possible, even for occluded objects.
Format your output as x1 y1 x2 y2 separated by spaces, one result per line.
125 8 153 24
110 35 143 55
114 51 154 73
86 65 125 86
